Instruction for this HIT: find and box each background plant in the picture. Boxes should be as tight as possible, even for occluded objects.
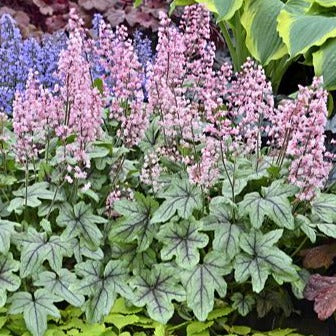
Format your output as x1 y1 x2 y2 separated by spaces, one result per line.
168 0 336 93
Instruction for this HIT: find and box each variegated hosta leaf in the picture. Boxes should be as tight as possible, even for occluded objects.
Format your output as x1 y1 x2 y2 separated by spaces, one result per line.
14 228 73 277
202 197 241 261
56 201 107 249
110 193 158 252
157 218 209 268
278 0 336 57
0 253 21 306
213 0 244 21
152 178 202 223
239 181 297 229
0 219 19 254
73 260 132 323
241 0 287 65
234 229 298 293
311 193 336 223
34 269 85 307
313 0 336 7
130 265 186 324
9 289 61 336
181 251 232 321
313 38 336 90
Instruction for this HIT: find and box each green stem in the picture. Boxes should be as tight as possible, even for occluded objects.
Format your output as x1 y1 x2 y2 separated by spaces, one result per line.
218 21 238 71
291 236 308 258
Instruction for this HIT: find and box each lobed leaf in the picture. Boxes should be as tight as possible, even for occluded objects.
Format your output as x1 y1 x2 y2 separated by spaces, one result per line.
181 252 231 321
152 178 202 223
157 218 208 268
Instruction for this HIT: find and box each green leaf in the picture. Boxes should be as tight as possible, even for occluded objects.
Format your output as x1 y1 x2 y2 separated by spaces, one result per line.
8 182 61 212
73 238 104 263
110 194 158 252
202 197 240 261
110 298 143 315
231 293 255 316
152 178 202 223
130 265 186 324
104 313 139 329
0 253 20 304
313 38 336 90
73 260 132 323
157 218 208 268
34 270 85 307
313 0 336 7
214 0 243 21
316 222 336 238
311 193 336 223
186 321 213 336
278 1 336 57
239 181 296 229
0 219 19 253
15 228 73 277
9 289 60 336
57 202 106 249
295 215 316 243
241 0 287 65
93 78 104 95
181 251 231 321
234 229 298 293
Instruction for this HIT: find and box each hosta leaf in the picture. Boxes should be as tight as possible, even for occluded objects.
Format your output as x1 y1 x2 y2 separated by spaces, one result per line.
311 193 336 223
277 1 336 57
15 228 73 277
152 178 202 223
0 219 19 253
8 182 61 212
241 0 287 65
34 270 85 307
0 253 21 303
57 202 106 249
130 265 186 323
234 229 298 293
202 197 240 261
239 181 296 229
213 0 244 21
231 293 255 316
181 252 232 321
73 260 132 323
9 289 60 336
313 0 336 7
313 38 336 90
110 194 158 252
157 218 208 268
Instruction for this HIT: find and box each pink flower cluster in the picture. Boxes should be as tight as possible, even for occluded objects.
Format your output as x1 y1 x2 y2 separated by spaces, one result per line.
11 4 333 200
13 9 103 171
13 71 48 164
97 20 148 147
270 77 332 200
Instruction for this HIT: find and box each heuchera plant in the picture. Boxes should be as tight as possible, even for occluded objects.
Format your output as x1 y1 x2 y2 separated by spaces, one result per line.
0 5 336 336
